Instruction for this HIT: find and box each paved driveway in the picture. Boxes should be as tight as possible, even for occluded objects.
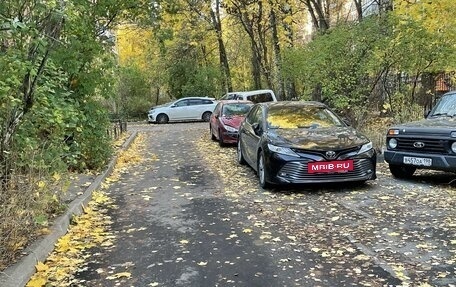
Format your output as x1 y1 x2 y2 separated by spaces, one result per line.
73 122 455 286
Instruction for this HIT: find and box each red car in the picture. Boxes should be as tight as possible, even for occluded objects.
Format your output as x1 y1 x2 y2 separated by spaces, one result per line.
210 100 253 146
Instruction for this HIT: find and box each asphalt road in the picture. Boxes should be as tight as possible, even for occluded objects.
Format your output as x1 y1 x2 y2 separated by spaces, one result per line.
73 122 455 287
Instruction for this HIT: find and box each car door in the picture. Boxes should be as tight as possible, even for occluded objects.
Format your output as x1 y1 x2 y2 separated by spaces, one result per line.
240 105 263 169
210 102 222 135
168 99 190 120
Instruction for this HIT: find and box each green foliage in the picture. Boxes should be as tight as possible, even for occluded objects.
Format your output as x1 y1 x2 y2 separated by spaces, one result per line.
283 13 456 126
73 100 113 171
283 19 381 122
117 65 153 119
181 65 222 98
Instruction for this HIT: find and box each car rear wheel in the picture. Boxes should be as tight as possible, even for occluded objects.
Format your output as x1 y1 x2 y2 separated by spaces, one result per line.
389 164 416 178
156 114 169 124
202 112 211 122
237 140 246 165
258 152 270 189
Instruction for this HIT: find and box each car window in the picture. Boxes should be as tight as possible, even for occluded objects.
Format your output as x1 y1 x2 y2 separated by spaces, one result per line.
429 94 456 117
220 94 237 100
222 103 252 116
246 106 262 124
188 99 203 106
247 93 273 104
175 100 189 107
202 99 214 105
267 106 344 129
213 103 222 115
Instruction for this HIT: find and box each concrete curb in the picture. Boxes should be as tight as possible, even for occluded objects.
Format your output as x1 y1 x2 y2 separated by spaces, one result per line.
0 131 138 287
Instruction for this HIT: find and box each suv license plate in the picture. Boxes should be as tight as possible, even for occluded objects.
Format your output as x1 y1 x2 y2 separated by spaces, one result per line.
403 156 432 166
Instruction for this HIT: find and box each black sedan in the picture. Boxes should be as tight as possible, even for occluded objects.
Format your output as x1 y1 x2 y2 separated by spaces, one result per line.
237 101 377 188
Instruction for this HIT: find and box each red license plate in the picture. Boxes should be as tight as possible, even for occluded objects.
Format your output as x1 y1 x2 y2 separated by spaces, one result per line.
307 160 354 174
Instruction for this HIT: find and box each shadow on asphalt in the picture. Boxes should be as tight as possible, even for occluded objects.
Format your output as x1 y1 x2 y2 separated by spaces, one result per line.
267 181 372 195
392 170 456 188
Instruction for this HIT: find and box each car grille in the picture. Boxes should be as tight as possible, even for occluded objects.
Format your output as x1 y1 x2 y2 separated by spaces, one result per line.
395 138 447 154
293 146 359 160
278 159 374 182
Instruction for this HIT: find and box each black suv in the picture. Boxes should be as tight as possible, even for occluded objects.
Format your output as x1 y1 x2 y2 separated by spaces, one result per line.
384 91 456 178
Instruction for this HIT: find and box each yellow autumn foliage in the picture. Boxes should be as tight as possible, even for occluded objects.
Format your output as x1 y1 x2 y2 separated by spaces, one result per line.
394 0 456 37
116 24 153 68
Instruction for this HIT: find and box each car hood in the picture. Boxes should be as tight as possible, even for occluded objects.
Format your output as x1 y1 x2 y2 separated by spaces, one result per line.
268 126 369 150
392 117 456 130
149 103 172 112
221 116 245 128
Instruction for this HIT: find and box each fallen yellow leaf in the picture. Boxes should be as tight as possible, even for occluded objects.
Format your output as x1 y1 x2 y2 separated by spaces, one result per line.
26 277 46 287
106 272 132 280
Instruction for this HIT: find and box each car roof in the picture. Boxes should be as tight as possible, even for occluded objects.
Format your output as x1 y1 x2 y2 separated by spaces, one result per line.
442 91 456 97
235 89 275 96
219 100 253 104
259 100 327 108
178 96 216 100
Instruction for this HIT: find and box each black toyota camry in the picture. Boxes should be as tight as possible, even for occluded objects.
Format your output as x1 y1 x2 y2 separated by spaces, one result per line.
237 101 377 188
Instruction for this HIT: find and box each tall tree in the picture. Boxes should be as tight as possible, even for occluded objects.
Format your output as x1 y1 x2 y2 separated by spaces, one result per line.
226 0 273 89
183 0 233 92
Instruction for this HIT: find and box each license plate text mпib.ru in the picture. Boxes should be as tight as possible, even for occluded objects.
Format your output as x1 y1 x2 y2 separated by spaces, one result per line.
308 160 354 174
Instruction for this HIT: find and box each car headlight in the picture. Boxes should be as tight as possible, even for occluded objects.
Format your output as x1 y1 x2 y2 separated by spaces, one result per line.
388 138 398 149
222 124 237 133
451 131 456 138
357 141 373 154
388 129 399 135
267 144 300 157
452 142 456 153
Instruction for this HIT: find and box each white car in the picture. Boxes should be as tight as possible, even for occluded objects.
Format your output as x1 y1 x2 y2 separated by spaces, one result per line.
220 89 277 103
148 97 217 124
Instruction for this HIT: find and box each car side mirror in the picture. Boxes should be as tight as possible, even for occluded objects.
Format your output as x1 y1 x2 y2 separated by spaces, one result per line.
170 104 176 108
252 123 262 135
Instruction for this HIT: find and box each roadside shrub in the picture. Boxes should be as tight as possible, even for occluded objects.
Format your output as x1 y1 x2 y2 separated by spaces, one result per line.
70 100 113 171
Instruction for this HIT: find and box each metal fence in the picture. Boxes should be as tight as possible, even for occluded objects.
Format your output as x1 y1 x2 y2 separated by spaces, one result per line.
372 71 456 111
107 119 127 140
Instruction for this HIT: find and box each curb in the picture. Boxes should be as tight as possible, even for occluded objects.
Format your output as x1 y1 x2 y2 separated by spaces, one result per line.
0 131 138 287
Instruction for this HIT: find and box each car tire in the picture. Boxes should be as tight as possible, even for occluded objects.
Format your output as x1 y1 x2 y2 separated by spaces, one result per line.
218 130 225 147
202 112 212 122
257 151 270 189
210 125 216 141
237 140 246 165
156 114 169 124
389 164 416 178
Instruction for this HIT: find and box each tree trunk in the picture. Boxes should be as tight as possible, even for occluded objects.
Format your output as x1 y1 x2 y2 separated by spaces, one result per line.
269 7 284 100
353 0 363 21
210 0 232 92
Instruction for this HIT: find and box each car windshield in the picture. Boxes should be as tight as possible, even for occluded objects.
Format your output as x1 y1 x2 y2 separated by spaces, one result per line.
267 105 345 129
222 103 252 117
429 94 456 117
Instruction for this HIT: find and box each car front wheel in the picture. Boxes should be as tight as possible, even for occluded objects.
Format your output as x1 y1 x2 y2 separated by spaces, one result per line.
389 164 416 178
237 140 246 165
210 125 216 141
156 114 169 124
218 130 226 147
258 151 270 188
202 112 212 122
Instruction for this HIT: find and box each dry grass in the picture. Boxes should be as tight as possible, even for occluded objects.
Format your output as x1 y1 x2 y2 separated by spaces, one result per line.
0 171 66 270
0 131 131 271
359 117 395 154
